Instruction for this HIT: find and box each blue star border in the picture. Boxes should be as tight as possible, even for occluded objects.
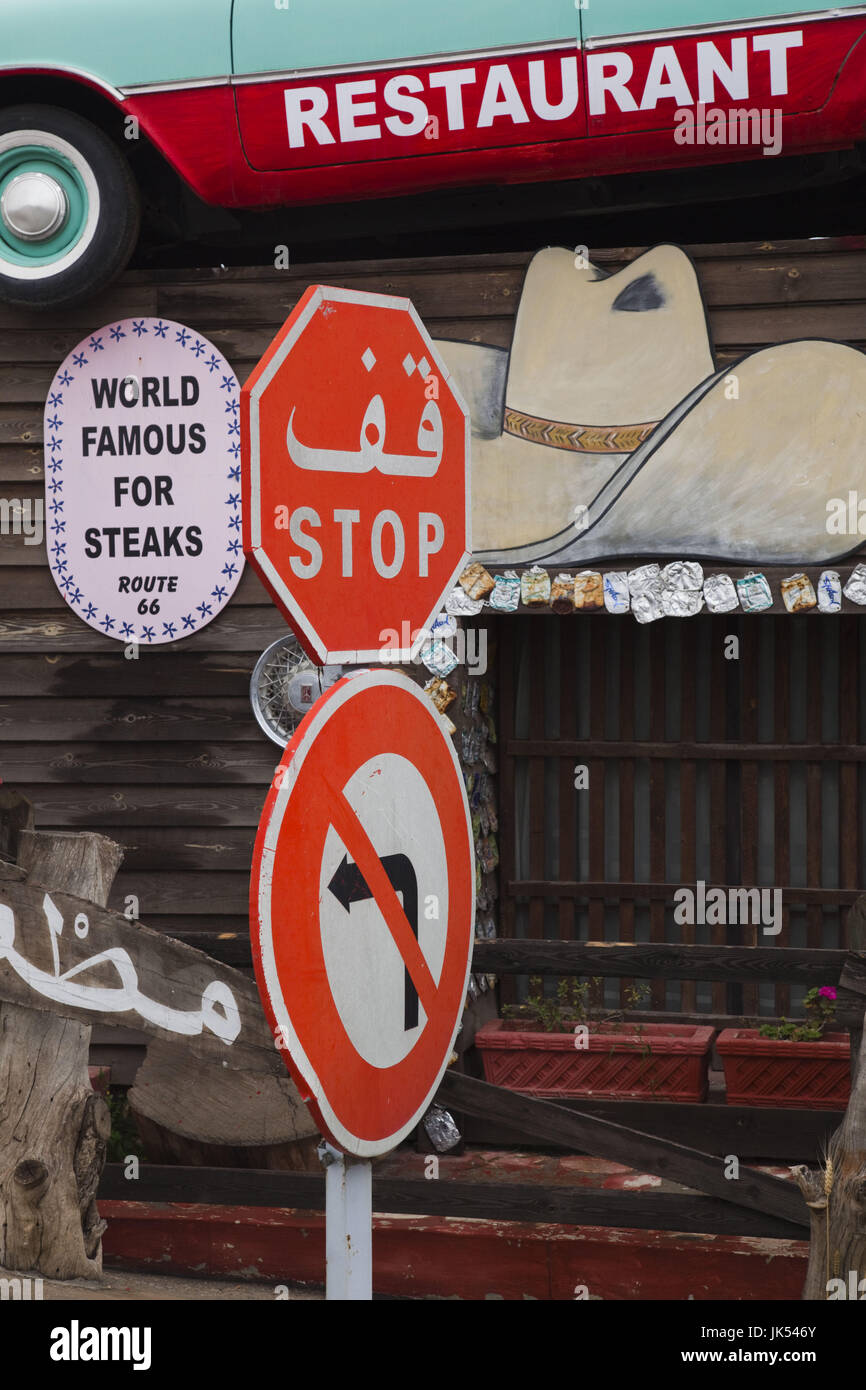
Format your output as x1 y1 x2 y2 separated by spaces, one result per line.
45 318 244 645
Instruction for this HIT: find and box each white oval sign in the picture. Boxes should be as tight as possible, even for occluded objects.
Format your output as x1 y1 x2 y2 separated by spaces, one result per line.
44 318 244 644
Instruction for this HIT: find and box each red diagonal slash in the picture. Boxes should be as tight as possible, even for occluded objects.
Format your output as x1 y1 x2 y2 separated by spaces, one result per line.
322 774 438 1021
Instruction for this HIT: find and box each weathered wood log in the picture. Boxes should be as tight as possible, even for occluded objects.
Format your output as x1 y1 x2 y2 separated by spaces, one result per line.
0 878 286 1076
128 1117 322 1172
128 1039 317 1152
794 903 866 1300
0 830 119 1279
0 840 318 1165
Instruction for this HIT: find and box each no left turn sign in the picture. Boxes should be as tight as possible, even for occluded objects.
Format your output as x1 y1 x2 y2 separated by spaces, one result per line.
250 669 475 1156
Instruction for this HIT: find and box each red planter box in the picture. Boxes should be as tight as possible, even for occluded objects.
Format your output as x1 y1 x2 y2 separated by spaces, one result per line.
716 1029 851 1110
475 1020 715 1102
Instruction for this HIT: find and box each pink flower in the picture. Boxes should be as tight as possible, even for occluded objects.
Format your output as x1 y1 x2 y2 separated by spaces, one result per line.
818 986 837 1000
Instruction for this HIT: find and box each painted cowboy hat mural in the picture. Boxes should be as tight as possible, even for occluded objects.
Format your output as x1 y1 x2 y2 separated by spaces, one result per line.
437 245 866 566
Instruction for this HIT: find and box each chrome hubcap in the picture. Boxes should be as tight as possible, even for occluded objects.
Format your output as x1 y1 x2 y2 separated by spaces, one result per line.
0 171 68 241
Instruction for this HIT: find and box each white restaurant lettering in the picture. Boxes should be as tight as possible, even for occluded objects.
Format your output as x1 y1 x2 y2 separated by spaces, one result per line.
284 32 803 147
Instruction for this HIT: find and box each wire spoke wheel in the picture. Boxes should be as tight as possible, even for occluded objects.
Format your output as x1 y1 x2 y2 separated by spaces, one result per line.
250 635 342 746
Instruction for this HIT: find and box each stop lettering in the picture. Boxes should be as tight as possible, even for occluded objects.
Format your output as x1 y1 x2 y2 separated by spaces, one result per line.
242 284 470 664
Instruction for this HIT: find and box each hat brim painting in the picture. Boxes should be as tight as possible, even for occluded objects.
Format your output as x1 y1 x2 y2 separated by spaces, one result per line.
436 245 866 566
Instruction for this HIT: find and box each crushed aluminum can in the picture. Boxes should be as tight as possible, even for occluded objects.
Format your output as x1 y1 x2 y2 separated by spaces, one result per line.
488 570 521 612
422 1105 462 1153
463 677 481 717
475 916 497 941
703 573 739 614
603 571 630 614
479 835 499 874
817 570 842 614
464 770 479 808
520 565 551 606
631 588 664 624
662 586 704 617
736 571 774 613
461 726 484 764
843 563 866 605
627 563 662 595
661 561 704 617
419 638 460 676
574 571 605 612
781 572 817 613
467 975 480 1002
430 611 457 638
662 561 704 592
628 564 664 624
424 677 457 714
550 572 576 613
476 971 489 993
445 585 484 617
459 562 496 602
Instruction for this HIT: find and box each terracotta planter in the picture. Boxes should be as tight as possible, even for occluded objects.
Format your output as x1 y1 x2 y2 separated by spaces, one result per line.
717 1028 851 1110
474 1020 715 1102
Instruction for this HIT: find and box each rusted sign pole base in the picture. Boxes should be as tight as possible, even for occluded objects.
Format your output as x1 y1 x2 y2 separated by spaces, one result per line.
0 831 122 1280
319 1143 372 1301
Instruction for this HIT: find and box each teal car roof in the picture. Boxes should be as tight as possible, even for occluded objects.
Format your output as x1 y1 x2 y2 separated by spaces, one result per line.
0 0 863 91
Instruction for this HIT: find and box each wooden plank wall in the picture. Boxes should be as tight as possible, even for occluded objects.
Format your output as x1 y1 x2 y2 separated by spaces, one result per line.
1 237 864 959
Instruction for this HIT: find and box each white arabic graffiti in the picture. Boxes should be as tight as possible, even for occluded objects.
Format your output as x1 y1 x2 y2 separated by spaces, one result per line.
0 892 241 1045
287 394 443 476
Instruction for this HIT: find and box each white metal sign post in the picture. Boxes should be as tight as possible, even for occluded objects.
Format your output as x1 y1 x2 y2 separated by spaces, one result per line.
319 1142 373 1300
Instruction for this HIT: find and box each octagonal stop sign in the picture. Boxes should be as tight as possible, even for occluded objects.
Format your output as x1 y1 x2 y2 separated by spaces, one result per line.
241 285 471 663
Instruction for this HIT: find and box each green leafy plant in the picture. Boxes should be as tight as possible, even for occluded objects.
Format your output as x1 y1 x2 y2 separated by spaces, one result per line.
503 977 650 1033
105 1087 147 1164
758 985 837 1042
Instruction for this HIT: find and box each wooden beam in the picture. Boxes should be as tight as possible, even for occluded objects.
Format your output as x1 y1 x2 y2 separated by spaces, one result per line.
456 1096 841 1162
168 935 853 984
95 1164 806 1240
507 739 866 762
507 880 860 906
474 939 846 984
436 1072 808 1228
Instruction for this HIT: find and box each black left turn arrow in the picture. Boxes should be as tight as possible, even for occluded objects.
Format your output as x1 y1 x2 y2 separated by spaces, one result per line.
327 852 420 1030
